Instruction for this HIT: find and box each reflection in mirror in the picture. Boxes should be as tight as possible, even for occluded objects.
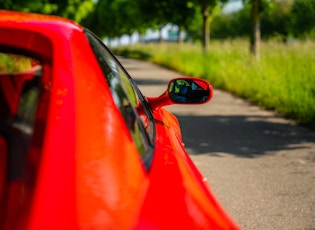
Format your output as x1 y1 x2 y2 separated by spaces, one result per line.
168 78 211 104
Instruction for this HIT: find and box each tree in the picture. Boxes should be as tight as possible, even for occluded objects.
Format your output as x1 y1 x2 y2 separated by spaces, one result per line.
136 0 198 44
195 0 223 51
135 0 225 48
83 0 146 43
117 0 142 43
165 0 196 43
211 0 293 41
136 0 172 42
82 0 120 39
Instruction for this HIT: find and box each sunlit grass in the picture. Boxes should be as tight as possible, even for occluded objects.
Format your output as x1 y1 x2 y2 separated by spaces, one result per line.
113 39 315 130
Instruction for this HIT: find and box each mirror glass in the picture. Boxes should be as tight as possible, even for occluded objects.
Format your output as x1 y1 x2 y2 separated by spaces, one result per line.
168 78 211 104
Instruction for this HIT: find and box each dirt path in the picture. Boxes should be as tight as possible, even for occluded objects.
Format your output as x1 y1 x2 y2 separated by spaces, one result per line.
120 57 315 230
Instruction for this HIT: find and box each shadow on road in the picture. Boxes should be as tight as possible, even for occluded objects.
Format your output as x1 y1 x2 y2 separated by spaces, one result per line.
175 114 315 159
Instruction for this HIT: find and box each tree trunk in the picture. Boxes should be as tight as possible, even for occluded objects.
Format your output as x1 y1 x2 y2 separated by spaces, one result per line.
199 0 210 52
138 32 145 44
158 27 163 43
250 0 262 60
201 9 211 52
177 27 183 44
127 34 132 45
203 15 210 49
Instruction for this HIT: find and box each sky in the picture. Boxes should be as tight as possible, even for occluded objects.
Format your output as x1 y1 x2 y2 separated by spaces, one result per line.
223 0 243 13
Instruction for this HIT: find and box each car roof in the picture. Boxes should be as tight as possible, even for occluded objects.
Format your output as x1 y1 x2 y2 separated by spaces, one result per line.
0 10 84 43
0 10 91 71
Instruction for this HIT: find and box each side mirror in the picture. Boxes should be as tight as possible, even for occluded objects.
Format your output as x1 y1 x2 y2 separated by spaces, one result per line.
145 77 213 111
168 78 212 104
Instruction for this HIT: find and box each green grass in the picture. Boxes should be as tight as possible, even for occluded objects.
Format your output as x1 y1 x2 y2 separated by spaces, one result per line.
113 39 315 130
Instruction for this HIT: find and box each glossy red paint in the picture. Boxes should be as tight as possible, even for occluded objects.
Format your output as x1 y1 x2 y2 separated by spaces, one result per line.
138 107 238 229
0 10 239 230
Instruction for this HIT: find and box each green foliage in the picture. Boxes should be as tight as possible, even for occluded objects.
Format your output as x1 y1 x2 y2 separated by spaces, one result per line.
211 0 315 40
211 7 251 39
291 0 315 38
261 0 293 40
135 0 197 42
114 41 315 130
0 0 58 14
2 0 315 41
135 0 171 29
0 0 94 23
168 0 197 31
82 0 143 39
64 0 94 23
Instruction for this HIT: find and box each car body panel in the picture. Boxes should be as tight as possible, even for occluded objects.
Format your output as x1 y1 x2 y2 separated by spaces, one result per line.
138 107 237 229
0 10 239 230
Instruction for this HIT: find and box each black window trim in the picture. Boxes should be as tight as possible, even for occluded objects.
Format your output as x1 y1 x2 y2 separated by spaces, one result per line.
84 29 156 170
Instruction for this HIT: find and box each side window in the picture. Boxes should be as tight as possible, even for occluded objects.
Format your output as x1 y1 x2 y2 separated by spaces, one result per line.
0 52 41 140
0 51 43 227
85 31 154 169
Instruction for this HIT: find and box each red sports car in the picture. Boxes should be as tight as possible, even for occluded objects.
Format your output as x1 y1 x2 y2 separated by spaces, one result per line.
0 10 239 230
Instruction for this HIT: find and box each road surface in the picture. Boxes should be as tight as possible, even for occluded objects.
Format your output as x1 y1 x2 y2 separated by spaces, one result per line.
120 57 315 230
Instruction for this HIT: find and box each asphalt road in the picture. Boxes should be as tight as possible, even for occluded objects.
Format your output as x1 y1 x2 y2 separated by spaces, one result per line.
119 57 315 230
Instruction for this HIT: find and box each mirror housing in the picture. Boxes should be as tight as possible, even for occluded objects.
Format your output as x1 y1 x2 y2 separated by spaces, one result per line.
146 77 213 111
